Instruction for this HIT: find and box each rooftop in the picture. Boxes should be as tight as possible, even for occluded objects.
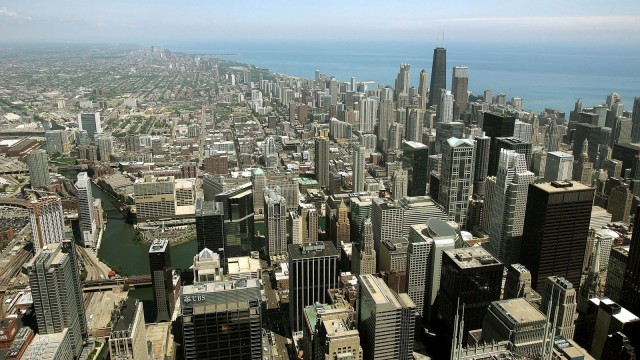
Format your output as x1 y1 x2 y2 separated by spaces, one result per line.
149 239 169 253
445 247 502 269
289 241 339 260
535 180 593 193
493 298 546 324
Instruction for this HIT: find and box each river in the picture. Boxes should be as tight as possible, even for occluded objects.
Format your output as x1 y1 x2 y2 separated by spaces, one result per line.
61 170 197 276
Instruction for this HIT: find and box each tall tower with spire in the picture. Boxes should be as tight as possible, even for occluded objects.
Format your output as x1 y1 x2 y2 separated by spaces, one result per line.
352 217 376 275
573 139 594 186
428 46 447 110
544 119 560 152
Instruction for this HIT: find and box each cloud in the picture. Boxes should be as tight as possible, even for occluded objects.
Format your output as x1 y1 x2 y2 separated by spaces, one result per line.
0 6 32 21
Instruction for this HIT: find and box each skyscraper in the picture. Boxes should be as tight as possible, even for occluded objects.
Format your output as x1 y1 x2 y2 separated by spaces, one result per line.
27 149 49 188
408 221 456 323
437 89 454 123
406 108 424 142
315 137 330 187
541 276 578 339
402 141 429 196
264 189 287 256
75 172 97 247
180 279 262 360
359 97 378 133
520 181 594 293
473 135 491 196
109 300 150 360
395 63 411 99
195 197 225 255
544 151 575 182
214 183 254 258
77 112 102 139
149 239 174 322
439 137 475 226
357 274 415 360
428 47 447 109
632 97 640 143
438 247 503 347
377 99 393 147
352 217 376 275
483 113 516 176
289 242 339 332
573 139 594 186
620 206 640 315
452 66 469 120
331 201 350 251
352 144 365 193
418 69 428 109
29 196 65 253
545 119 560 152
26 240 87 358
391 169 408 200
483 150 535 264
371 198 404 269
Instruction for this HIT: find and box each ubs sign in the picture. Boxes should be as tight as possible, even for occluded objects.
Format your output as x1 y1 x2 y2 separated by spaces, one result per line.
182 295 206 304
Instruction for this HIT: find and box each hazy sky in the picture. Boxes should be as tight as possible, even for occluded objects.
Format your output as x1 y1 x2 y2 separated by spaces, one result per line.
1 1 639 46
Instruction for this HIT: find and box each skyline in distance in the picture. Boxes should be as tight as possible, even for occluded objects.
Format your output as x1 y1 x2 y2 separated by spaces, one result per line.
0 1 639 45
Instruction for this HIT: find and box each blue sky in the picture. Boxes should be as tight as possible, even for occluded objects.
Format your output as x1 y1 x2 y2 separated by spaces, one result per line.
1 1 639 45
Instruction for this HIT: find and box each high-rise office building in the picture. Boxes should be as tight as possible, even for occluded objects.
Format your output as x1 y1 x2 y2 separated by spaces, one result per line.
620 206 640 315
395 63 411 98
77 112 102 139
180 279 262 360
331 201 350 251
303 304 358 360
480 298 546 358
352 144 365 193
402 141 429 197
29 196 65 253
541 276 577 339
195 198 225 255
134 176 177 219
299 203 318 244
357 274 416 360
503 263 534 300
371 198 404 269
27 149 49 188
513 120 533 143
252 168 267 219
124 133 141 152
483 113 516 176
428 47 447 110
573 139 594 186
352 217 376 275
359 97 378 133
392 169 408 200
96 134 114 161
149 239 174 322
437 89 454 123
545 119 560 152
406 108 424 142
484 150 535 264
44 130 72 155
520 181 594 293
473 135 491 196
264 189 287 256
494 137 533 171
387 122 404 150
439 137 475 226
605 245 629 303
452 66 469 120
75 172 97 247
289 242 339 332
315 137 330 187
438 247 503 346
418 69 428 109
26 240 87 358
214 183 254 258
632 97 640 143
378 99 393 146
109 300 150 360
545 151 574 182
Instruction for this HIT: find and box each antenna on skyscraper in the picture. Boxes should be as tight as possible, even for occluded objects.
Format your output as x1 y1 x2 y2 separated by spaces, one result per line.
442 28 445 47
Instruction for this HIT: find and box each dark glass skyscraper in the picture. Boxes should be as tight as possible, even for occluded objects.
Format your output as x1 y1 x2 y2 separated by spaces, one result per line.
214 182 255 257
631 97 640 143
428 47 447 109
482 112 516 176
402 141 429 196
289 242 339 332
620 206 640 315
520 181 594 293
195 197 225 258
149 239 174 322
